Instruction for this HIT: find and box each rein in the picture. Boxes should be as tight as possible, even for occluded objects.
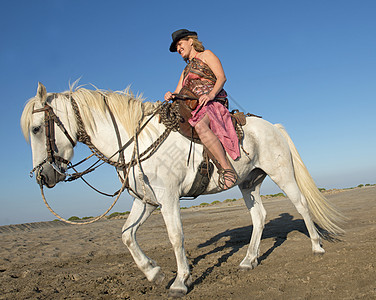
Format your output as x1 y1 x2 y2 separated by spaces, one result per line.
40 139 138 225
67 96 171 176
31 94 172 224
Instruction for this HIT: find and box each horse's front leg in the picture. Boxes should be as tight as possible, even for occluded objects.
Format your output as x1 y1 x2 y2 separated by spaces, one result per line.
239 179 267 270
121 198 164 284
160 197 191 297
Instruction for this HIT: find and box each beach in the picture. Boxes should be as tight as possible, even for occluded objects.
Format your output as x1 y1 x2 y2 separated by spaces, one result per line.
1 186 375 299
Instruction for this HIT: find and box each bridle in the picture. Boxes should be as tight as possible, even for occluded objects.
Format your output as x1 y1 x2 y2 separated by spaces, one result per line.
28 92 178 224
30 94 170 188
30 100 76 179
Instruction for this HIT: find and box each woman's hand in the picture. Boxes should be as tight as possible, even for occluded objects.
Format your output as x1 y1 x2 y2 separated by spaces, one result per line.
199 93 215 106
164 91 174 101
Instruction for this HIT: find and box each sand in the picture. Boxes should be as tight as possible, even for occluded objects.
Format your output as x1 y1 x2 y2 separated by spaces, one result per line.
1 186 375 299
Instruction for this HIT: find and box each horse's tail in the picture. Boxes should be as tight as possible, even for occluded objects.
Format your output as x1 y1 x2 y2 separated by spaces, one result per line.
274 124 345 235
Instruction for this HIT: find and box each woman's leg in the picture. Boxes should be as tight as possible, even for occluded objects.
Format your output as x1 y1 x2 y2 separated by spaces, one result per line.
194 115 236 188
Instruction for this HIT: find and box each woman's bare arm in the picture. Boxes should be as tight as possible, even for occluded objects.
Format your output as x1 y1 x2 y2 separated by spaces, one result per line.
199 50 227 105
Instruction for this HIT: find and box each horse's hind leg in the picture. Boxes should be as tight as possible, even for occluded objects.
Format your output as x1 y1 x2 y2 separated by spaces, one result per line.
268 170 325 254
121 198 165 284
239 169 267 270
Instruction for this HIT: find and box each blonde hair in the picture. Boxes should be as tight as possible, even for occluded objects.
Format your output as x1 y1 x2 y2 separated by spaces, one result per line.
21 87 159 143
185 35 205 52
181 36 205 63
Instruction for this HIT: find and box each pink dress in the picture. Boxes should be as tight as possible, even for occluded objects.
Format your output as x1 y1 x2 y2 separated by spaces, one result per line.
182 57 240 160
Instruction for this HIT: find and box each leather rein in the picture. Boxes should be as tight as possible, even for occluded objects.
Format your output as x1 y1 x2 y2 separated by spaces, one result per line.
30 95 164 197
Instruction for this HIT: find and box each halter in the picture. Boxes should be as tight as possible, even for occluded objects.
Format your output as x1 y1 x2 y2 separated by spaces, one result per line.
30 100 76 178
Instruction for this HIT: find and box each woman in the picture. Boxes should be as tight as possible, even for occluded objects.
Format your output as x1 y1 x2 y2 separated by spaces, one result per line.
164 29 240 190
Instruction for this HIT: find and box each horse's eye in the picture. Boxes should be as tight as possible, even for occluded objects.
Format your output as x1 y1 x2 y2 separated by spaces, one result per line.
32 126 41 134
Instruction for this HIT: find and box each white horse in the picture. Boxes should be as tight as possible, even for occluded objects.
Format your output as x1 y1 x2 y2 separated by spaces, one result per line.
21 83 344 297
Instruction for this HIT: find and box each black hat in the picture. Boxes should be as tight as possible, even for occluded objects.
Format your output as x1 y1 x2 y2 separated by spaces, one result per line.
169 29 197 52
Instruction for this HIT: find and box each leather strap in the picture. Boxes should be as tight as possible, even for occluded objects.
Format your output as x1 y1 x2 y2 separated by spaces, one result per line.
103 96 127 182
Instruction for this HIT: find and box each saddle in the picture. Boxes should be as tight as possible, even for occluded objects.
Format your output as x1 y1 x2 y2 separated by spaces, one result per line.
172 90 248 144
159 92 255 198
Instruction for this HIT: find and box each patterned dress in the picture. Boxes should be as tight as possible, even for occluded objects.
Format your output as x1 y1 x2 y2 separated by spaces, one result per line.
182 57 240 160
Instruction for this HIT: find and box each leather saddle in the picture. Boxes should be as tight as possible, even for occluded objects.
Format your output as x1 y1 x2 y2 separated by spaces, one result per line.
172 90 248 144
160 92 258 198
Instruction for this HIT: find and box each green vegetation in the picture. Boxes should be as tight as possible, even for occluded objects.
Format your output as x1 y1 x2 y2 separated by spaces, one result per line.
318 188 326 192
345 183 375 190
265 193 285 198
224 198 237 203
66 212 131 221
211 200 221 205
108 211 130 219
199 202 209 206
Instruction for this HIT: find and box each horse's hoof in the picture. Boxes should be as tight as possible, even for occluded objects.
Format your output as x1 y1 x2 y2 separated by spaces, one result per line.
313 246 325 255
151 267 165 285
239 264 256 271
239 259 258 270
168 289 187 298
185 275 193 287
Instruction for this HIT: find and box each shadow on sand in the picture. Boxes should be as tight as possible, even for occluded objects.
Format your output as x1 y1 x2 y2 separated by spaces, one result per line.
167 213 341 292
189 213 310 288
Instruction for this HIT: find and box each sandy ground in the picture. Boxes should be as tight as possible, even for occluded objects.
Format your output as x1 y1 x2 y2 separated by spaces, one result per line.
1 186 375 299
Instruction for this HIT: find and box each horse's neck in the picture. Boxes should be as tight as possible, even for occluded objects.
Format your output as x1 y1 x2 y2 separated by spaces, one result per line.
71 102 204 174
87 112 164 162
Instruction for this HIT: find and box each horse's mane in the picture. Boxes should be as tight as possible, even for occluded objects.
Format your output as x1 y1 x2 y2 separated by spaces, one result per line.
68 87 158 136
21 86 159 143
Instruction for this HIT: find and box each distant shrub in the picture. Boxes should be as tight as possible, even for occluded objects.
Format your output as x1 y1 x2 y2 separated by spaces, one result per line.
365 184 371 186
358 184 364 188
181 207 188 210
108 212 122 219
108 211 130 219
266 193 285 198
224 198 237 203
318 188 326 192
68 216 80 221
211 200 221 205
82 216 94 220
199 202 209 206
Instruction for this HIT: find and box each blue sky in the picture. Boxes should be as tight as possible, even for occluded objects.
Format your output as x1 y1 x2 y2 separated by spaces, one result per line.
0 0 375 226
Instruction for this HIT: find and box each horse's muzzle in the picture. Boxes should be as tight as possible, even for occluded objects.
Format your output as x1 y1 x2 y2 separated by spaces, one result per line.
35 163 66 188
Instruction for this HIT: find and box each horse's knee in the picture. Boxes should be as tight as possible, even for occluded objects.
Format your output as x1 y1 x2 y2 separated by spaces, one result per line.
251 206 267 229
260 207 267 224
122 229 134 248
122 233 131 248
168 233 184 250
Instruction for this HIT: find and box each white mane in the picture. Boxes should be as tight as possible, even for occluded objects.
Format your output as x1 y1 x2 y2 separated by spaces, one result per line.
21 86 159 142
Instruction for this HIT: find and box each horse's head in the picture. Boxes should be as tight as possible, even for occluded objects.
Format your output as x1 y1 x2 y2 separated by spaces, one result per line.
21 83 77 188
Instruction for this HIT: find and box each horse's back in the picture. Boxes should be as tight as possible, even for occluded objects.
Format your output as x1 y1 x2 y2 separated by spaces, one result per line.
240 117 292 172
242 117 287 149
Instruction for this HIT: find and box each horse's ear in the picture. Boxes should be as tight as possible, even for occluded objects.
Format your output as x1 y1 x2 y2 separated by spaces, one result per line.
36 82 47 103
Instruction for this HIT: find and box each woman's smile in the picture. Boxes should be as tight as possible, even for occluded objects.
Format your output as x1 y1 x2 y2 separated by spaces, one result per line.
176 40 192 58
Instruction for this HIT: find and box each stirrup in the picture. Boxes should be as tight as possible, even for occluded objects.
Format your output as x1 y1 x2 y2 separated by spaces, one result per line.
218 168 238 190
